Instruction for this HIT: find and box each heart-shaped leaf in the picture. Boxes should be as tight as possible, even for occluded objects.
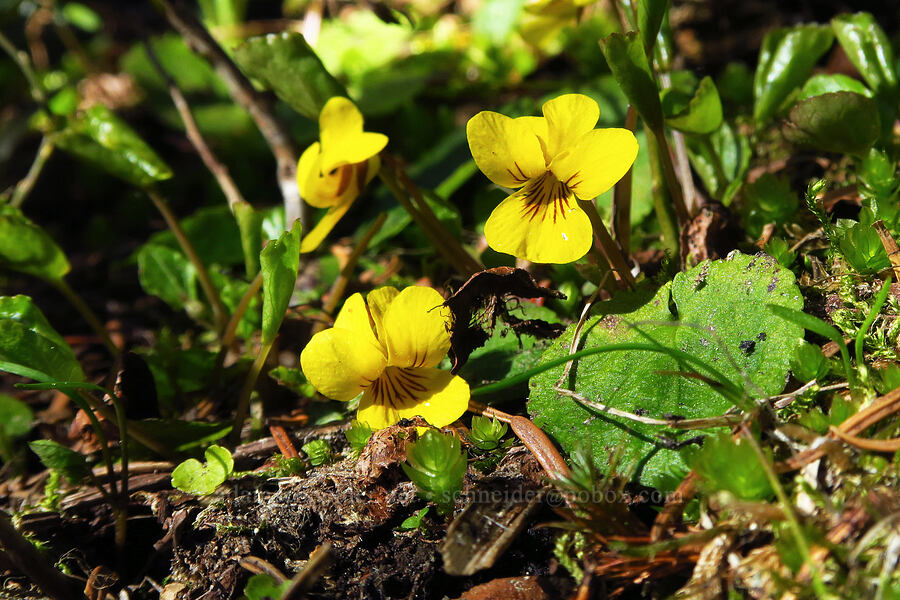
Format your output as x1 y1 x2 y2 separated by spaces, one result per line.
528 252 803 490
171 444 234 495
783 91 880 156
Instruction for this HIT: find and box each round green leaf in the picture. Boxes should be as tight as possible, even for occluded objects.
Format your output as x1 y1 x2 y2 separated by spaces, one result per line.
783 91 880 155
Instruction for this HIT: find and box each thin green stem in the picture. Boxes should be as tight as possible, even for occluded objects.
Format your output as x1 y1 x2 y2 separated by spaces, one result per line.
0 29 45 103
52 279 119 356
644 125 681 261
71 391 117 499
578 199 636 289
146 188 229 336
230 340 274 445
110 392 129 550
8 136 54 208
740 424 827 598
211 271 262 396
651 126 690 225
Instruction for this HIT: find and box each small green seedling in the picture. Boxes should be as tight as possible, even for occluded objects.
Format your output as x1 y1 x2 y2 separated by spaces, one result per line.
29 440 90 484
687 433 774 501
398 507 430 532
171 444 234 496
467 415 509 451
301 439 332 466
344 420 373 456
402 429 466 514
243 573 289 600
790 341 829 382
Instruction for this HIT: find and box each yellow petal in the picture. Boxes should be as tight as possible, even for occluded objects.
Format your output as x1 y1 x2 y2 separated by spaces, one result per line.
383 286 450 368
297 142 327 206
542 93 599 158
466 112 548 188
366 286 399 344
549 128 638 200
299 201 354 253
319 97 388 172
300 328 386 402
484 182 593 263
333 292 381 352
356 367 469 429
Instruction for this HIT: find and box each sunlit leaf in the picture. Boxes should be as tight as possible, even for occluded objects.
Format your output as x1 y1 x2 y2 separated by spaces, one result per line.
0 205 70 281
831 12 899 100
663 76 723 134
599 31 664 131
260 219 301 345
783 91 880 156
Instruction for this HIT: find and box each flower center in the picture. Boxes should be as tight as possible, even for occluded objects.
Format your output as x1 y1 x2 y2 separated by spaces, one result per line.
318 161 368 200
519 171 574 224
367 366 429 410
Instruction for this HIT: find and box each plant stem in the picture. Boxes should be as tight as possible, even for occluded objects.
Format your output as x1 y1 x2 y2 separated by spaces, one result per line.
0 29 45 103
578 199 636 288
644 124 681 261
612 105 638 253
230 340 274 445
651 126 690 225
52 279 119 356
145 188 229 336
211 271 262 395
8 136 54 208
313 212 387 335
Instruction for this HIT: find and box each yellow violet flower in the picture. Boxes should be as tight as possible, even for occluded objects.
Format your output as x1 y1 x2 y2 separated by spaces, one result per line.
467 93 638 264
300 286 469 430
298 97 388 253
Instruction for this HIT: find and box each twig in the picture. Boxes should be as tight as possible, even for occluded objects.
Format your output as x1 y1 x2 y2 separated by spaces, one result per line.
142 40 246 212
151 0 306 228
554 386 744 429
771 381 848 409
313 212 388 335
829 426 900 453
145 187 229 336
657 72 696 214
282 542 332 600
0 29 45 103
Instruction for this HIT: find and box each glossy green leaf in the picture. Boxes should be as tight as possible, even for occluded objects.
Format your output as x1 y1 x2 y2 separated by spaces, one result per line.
783 91 880 156
685 121 750 202
61 2 101 32
260 219 301 345
835 219 891 274
637 0 669 53
233 201 263 278
232 33 347 120
663 76 723 134
136 243 198 311
0 205 70 281
55 105 173 187
243 574 290 600
528 252 803 490
753 24 834 123
29 439 90 483
800 73 872 100
171 444 233 495
831 13 899 100
599 31 664 131
0 295 85 383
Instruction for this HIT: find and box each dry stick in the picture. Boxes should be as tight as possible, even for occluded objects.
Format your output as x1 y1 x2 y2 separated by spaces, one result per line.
873 219 900 282
143 40 246 212
378 165 478 278
577 199 636 288
828 426 900 453
0 510 82 600
210 272 262 403
612 105 638 253
152 0 306 228
554 387 744 430
391 159 483 276
468 400 570 480
312 212 388 335
145 188 229 336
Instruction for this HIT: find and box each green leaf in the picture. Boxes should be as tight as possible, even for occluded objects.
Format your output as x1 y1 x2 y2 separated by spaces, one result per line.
268 366 315 397
0 205 70 281
468 415 508 451
171 444 233 496
637 0 669 53
739 173 799 240
684 121 750 202
61 2 101 32
260 219 301 345
55 105 173 187
800 73 872 100
233 201 263 278
232 33 347 120
528 252 803 490
121 34 228 96
783 91 880 156
835 219 891 274
402 429 466 514
831 13 899 100
753 24 834 123
0 394 33 439
790 341 829 382
301 439 332 466
0 295 86 383
686 433 774 500
210 269 261 340
29 439 90 483
663 76 723 134
344 420 373 456
136 243 198 312
599 31 664 131
137 419 232 452
243 574 289 600
398 507 430 531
